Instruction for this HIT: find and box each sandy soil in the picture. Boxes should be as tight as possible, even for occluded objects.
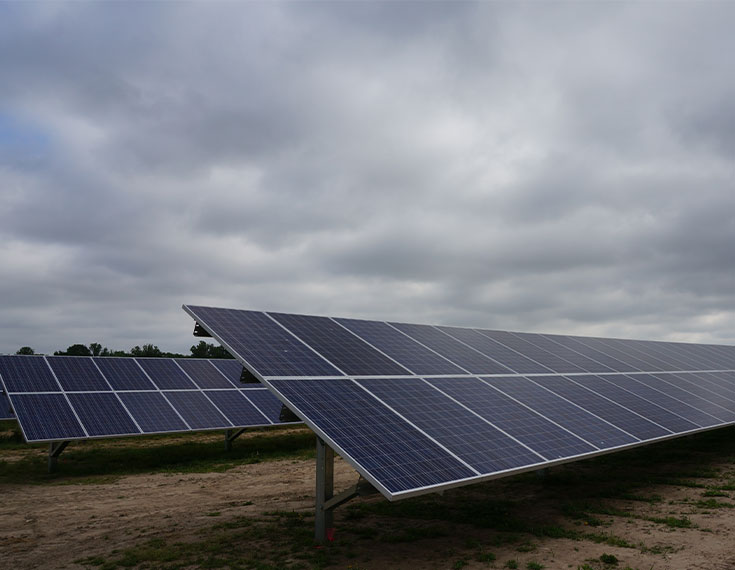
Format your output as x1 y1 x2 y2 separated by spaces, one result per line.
2 452 735 569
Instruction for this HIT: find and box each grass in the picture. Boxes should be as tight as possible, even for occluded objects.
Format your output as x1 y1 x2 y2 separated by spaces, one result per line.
0 425 315 484
5 422 735 569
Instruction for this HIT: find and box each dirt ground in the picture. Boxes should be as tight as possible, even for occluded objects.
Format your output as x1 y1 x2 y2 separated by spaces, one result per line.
2 447 735 570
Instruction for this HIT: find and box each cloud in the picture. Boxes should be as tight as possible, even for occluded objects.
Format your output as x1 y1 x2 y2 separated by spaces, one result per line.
1 2 734 354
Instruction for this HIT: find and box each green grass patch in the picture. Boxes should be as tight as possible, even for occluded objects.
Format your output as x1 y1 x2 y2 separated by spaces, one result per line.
0 426 314 484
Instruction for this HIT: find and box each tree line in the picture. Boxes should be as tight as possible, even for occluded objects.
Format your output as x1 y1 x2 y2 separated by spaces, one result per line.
14 341 233 359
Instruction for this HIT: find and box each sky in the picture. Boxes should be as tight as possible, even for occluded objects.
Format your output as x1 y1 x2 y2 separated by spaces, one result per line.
1 2 734 355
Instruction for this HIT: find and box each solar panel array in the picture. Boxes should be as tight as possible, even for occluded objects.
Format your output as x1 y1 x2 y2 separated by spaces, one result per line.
184 304 735 500
0 390 13 420
0 355 299 443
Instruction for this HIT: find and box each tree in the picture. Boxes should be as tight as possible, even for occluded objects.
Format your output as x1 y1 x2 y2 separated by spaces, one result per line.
16 346 35 355
55 344 92 356
190 341 233 359
130 344 163 357
89 342 104 356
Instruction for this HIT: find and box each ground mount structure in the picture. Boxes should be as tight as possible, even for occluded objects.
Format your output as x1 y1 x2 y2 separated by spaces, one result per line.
183 304 735 542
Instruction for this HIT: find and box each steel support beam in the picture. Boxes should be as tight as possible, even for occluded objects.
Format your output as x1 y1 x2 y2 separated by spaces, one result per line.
48 441 69 473
315 437 334 543
224 428 247 451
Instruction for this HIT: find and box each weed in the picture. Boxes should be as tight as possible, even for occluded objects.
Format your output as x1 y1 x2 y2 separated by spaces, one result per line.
526 562 544 570
505 560 519 569
600 553 619 565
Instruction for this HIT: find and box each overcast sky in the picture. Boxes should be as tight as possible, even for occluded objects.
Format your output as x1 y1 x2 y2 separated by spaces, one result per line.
1 2 734 355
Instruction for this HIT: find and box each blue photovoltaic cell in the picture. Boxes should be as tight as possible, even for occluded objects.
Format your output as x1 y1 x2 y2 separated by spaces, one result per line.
573 375 700 433
539 335 634 373
439 327 547 374
537 375 670 440
606 339 682 371
699 345 735 369
47 356 111 392
210 359 245 386
664 343 726 370
241 389 291 423
586 338 667 372
269 313 410 376
604 374 724 427
390 323 512 374
176 359 233 389
632 374 735 422
67 393 140 436
505 332 615 374
660 372 735 410
482 376 636 448
0 391 14 419
9 393 86 441
699 372 735 399
336 318 465 375
426 377 596 460
118 392 189 433
184 305 341 377
569 337 653 372
633 341 706 371
271 378 476 494
204 390 271 426
136 358 197 390
163 391 232 429
477 331 588 374
357 377 543 474
95 358 156 390
0 356 59 393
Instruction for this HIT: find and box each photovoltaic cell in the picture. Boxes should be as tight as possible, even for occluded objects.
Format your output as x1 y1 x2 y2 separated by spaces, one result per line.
241 389 292 423
439 327 547 374
95 357 156 390
47 356 111 392
482 376 636 448
631 374 735 422
536 375 670 440
390 323 512 374
0 356 59 393
603 374 724 427
357 377 543 474
118 391 189 433
9 394 86 441
184 305 341 377
336 318 465 375
569 337 652 372
204 390 271 426
542 335 636 373
163 391 232 430
571 375 699 433
505 332 615 374
210 359 245 386
67 393 140 437
137 358 197 390
478 330 588 374
176 359 233 389
0 391 13 419
268 313 410 376
270 378 476 494
426 377 596 460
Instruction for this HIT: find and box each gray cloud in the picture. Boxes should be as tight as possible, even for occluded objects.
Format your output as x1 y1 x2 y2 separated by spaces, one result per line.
1 1 734 355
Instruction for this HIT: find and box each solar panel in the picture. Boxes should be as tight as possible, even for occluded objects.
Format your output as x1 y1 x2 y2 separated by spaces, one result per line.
0 355 302 443
0 390 14 420
184 304 735 500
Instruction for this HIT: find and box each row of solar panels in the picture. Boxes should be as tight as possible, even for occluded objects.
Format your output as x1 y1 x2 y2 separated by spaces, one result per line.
185 305 735 500
183 306 735 378
0 356 298 442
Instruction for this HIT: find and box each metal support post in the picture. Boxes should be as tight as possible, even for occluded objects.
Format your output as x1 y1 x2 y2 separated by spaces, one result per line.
315 437 334 543
224 428 247 451
48 441 69 473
